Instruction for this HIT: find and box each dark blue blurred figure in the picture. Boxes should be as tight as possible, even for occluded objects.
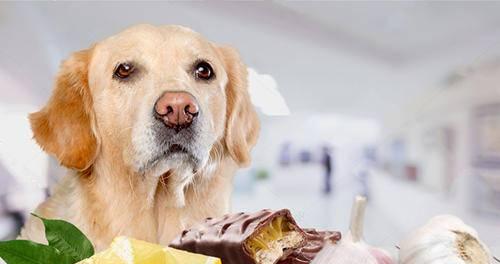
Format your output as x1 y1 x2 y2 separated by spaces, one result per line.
321 146 334 195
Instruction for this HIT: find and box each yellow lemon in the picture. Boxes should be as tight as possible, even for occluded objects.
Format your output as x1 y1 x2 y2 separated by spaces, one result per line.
165 247 221 264
79 237 220 264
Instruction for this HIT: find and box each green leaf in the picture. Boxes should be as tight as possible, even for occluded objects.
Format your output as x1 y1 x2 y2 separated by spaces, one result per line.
0 240 73 264
32 213 95 262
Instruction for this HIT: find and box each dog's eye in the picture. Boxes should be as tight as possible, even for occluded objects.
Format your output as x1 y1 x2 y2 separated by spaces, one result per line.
194 61 214 80
114 63 135 79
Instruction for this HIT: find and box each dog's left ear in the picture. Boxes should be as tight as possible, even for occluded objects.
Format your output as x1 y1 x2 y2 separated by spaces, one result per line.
217 46 260 167
29 47 99 171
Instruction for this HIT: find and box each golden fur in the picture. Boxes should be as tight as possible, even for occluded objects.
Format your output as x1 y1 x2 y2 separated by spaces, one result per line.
20 25 259 251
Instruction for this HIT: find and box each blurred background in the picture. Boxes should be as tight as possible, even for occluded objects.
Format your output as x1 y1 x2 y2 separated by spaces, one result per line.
0 1 499 257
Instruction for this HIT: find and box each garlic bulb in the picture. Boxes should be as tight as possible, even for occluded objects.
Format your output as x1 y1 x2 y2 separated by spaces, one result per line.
399 215 493 264
311 196 394 264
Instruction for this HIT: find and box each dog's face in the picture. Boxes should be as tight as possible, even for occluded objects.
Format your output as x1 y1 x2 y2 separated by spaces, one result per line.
30 25 259 180
91 25 230 175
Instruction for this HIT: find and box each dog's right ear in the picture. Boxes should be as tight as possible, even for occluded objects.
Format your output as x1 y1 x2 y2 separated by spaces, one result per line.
29 47 99 171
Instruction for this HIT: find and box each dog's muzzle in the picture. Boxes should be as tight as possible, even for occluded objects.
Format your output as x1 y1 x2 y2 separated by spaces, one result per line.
143 91 206 173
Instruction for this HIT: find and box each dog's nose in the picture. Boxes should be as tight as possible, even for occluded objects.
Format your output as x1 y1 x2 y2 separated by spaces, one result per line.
154 92 199 130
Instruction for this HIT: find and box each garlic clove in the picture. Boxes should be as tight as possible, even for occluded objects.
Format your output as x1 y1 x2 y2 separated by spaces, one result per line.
368 248 394 264
312 241 379 264
399 215 493 264
426 215 479 237
311 196 395 264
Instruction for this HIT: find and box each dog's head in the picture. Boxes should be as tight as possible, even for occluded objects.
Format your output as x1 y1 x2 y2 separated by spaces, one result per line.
30 25 259 180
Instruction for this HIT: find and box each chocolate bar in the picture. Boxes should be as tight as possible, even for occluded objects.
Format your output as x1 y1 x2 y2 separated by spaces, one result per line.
278 229 341 264
170 209 307 264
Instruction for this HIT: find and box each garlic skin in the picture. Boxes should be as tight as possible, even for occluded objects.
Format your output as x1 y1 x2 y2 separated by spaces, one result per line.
313 241 380 264
399 215 493 264
311 196 394 264
369 248 394 264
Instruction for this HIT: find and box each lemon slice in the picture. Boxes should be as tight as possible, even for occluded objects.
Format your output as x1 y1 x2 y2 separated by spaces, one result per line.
78 236 220 264
165 247 221 264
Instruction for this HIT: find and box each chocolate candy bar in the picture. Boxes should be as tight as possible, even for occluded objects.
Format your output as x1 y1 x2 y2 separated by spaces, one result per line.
278 229 341 264
170 209 307 264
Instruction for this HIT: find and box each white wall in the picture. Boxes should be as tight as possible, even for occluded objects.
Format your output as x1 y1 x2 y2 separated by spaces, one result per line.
380 61 500 210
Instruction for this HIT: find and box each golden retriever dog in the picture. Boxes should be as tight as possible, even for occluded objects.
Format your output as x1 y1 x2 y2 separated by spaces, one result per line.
19 24 259 251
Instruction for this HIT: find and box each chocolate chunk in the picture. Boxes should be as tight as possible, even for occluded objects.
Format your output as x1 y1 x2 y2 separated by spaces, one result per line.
278 229 342 264
170 209 307 264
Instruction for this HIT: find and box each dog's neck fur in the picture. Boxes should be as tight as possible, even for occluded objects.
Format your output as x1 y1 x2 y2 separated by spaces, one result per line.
24 145 237 251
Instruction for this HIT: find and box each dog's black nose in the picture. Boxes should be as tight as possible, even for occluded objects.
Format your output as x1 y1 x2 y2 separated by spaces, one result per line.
154 92 199 131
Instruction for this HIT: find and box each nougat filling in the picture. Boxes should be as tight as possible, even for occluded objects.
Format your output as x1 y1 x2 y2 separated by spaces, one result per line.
245 216 304 264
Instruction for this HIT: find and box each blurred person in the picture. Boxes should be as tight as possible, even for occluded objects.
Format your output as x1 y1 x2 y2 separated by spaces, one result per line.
321 145 335 195
279 141 292 167
0 163 24 240
356 147 376 199
299 149 313 163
